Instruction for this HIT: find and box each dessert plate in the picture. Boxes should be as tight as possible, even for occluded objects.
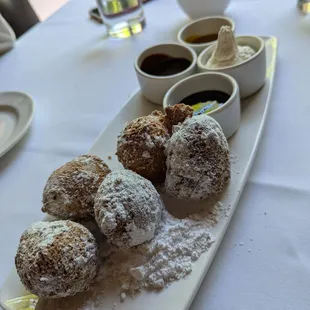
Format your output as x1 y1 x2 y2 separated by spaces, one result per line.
0 92 34 159
0 36 277 310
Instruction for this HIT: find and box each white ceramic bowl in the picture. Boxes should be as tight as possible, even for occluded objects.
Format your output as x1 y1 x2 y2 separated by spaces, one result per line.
177 0 230 19
197 36 266 98
177 16 235 55
163 72 240 139
134 43 197 105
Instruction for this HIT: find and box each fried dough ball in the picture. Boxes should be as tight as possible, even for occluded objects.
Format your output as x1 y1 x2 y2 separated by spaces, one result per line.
15 220 99 299
116 111 169 182
165 115 230 200
164 104 193 133
42 155 111 219
94 170 163 248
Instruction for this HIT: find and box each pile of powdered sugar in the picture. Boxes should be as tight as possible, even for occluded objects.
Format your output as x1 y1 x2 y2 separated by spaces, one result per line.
76 201 227 310
97 209 214 292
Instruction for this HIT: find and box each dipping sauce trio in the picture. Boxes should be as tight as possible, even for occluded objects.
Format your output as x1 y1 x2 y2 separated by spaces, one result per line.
138 24 261 113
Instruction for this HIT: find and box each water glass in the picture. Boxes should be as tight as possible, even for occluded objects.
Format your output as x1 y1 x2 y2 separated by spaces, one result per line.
96 0 145 38
298 0 310 13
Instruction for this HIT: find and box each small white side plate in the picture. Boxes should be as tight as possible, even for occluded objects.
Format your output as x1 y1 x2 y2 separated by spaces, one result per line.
0 14 15 55
0 92 34 158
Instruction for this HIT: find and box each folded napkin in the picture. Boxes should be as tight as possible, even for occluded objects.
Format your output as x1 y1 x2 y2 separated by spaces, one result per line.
0 14 16 55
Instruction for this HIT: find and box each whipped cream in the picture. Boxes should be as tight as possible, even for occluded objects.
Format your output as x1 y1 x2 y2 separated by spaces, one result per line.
206 26 256 69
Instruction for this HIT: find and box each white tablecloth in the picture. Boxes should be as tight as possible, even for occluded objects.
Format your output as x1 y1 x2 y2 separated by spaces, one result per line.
1 0 310 308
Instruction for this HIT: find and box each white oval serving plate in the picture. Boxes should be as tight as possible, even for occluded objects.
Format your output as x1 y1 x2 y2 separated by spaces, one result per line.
0 37 276 310
0 92 34 158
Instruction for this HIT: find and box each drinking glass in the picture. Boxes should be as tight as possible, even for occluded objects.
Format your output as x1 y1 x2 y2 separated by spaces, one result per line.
298 0 310 13
96 0 145 38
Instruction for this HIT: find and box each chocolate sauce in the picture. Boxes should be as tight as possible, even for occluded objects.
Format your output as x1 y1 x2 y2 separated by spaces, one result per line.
140 54 191 76
181 90 230 106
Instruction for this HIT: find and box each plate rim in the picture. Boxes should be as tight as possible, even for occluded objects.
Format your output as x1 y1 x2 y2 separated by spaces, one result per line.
0 91 35 159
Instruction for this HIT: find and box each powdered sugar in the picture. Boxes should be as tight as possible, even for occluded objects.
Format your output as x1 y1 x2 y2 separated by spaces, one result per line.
123 132 166 150
142 150 151 158
109 209 214 291
237 46 256 62
25 221 70 248
88 203 225 302
94 170 163 248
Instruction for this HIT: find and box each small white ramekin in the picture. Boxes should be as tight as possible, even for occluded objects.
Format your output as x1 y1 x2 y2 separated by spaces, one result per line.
177 16 235 55
197 36 266 98
163 72 240 139
134 43 197 105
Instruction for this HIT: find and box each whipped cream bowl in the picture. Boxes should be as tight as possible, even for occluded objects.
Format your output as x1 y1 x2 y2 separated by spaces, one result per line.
197 27 266 98
177 16 235 55
163 72 240 139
